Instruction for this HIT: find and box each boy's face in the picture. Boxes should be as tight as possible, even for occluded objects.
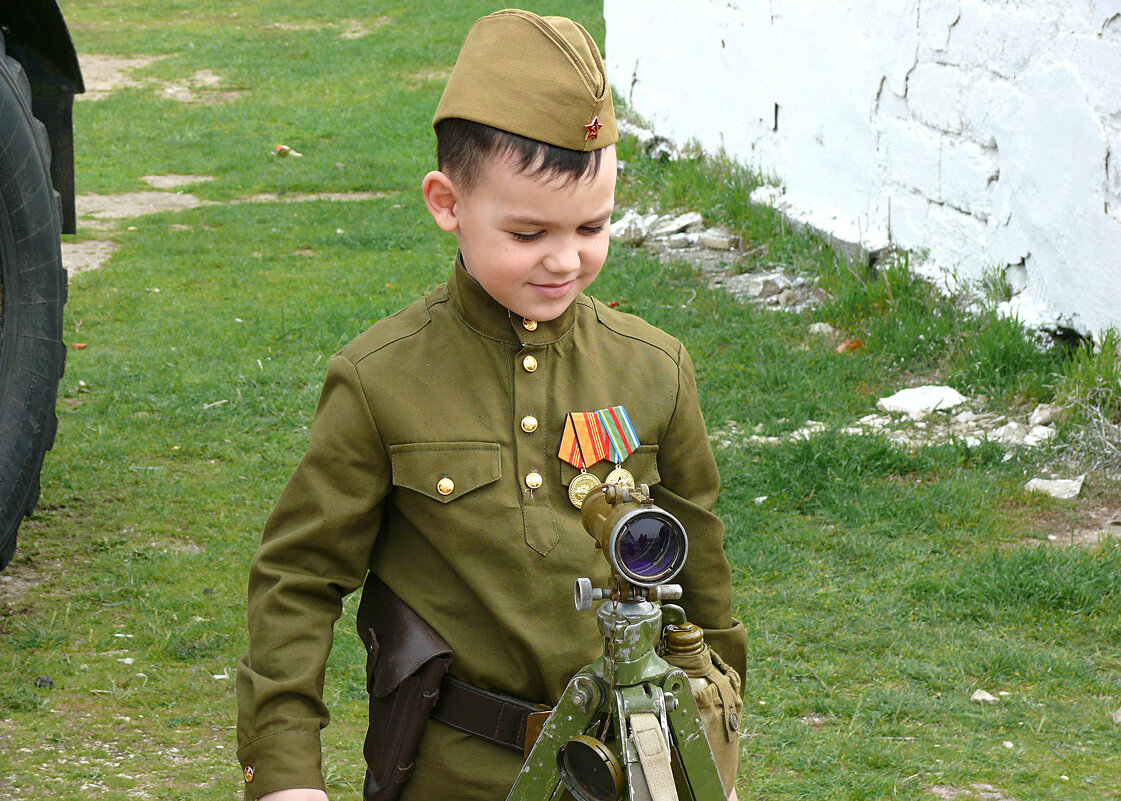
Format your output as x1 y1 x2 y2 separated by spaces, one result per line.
435 146 616 322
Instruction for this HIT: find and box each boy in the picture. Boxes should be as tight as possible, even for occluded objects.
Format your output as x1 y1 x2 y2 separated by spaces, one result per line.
237 9 747 801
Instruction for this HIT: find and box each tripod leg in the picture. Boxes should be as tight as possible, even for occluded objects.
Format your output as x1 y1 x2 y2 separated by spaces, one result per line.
505 672 604 801
661 671 728 801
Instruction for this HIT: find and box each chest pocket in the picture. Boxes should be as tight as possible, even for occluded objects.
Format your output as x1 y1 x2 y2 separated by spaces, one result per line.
558 443 661 489
389 441 501 502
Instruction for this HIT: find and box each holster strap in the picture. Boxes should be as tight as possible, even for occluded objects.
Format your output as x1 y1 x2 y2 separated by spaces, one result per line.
431 674 545 752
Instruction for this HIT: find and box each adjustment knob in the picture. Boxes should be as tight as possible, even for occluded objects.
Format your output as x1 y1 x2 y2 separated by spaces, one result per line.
650 584 683 601
574 578 608 611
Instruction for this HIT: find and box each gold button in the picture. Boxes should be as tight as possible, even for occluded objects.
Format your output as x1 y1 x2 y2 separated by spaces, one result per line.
521 415 539 433
437 477 454 496
525 471 543 490
522 355 538 372
244 766 255 783
523 318 538 331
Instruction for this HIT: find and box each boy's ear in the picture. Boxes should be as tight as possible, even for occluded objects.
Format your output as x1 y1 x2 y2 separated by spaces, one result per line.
422 170 459 233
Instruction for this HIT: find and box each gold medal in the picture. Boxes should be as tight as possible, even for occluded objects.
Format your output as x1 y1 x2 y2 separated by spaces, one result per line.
568 472 601 509
605 466 635 489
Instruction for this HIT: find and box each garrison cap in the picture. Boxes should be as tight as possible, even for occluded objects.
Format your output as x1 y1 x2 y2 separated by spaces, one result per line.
434 9 617 152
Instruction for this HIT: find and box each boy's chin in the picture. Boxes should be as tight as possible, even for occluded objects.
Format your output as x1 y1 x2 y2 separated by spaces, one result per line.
510 299 573 323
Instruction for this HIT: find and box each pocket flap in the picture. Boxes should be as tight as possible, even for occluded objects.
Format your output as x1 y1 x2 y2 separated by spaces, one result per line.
390 441 501 503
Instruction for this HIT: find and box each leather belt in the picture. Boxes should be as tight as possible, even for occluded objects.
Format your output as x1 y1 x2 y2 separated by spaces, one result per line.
431 675 546 752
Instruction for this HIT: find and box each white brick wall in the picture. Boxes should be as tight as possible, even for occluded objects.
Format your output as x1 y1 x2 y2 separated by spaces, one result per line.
605 0 1121 335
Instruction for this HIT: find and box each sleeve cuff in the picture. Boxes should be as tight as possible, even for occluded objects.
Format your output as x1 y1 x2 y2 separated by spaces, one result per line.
237 730 325 801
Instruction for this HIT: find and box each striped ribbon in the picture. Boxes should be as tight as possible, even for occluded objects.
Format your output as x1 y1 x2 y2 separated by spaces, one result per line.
557 411 611 470
597 405 640 464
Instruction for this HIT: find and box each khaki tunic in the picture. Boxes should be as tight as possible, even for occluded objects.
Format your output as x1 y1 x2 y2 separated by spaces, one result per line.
236 260 748 800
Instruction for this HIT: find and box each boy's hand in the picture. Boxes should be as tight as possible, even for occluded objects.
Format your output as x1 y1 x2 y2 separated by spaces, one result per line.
258 791 328 801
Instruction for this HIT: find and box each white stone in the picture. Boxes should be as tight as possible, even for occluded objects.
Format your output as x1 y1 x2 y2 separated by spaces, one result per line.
746 275 790 299
876 385 968 418
775 288 799 307
666 233 692 249
1023 425 1056 447
1028 403 1066 427
989 421 1030 445
610 209 649 245
971 689 999 705
1111 707 1121 725
809 322 839 337
650 211 703 237
1025 474 1086 500
696 232 739 250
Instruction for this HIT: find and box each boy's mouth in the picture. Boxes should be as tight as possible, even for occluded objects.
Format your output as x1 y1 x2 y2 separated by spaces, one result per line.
530 280 576 299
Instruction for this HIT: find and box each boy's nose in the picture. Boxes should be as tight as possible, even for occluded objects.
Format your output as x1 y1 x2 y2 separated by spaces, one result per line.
547 239 581 275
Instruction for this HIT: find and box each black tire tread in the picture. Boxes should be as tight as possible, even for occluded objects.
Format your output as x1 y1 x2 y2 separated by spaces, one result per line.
0 28 68 570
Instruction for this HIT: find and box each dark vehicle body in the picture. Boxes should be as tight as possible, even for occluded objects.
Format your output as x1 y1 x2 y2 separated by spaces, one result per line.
0 0 82 568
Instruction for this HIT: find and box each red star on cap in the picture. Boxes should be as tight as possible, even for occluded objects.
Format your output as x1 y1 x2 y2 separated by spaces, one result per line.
584 115 603 141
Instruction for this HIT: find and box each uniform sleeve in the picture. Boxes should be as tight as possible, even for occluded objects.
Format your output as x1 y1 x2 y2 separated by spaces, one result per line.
236 354 390 799
652 344 748 689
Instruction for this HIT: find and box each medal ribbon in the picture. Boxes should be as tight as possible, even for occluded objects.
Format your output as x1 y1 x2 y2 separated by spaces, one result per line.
558 412 610 470
596 405 640 464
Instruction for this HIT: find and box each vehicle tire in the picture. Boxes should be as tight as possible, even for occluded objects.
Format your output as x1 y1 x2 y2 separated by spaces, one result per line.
0 30 67 570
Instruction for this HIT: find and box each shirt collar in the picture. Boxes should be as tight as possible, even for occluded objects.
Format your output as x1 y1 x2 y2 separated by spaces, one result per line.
448 253 578 346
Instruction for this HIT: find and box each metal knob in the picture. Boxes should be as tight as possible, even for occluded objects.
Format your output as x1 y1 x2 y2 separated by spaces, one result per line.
649 584 682 601
574 578 608 611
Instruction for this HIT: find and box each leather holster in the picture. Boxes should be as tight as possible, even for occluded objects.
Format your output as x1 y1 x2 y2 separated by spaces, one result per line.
356 575 454 801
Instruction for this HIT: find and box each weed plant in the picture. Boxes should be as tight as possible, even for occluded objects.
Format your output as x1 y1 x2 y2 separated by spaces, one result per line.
0 2 1118 800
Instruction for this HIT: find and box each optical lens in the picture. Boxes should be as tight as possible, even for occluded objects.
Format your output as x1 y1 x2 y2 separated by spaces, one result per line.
614 513 684 585
557 737 621 801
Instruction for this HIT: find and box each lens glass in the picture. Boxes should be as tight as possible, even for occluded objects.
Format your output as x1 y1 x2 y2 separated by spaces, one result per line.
557 739 618 801
615 514 683 584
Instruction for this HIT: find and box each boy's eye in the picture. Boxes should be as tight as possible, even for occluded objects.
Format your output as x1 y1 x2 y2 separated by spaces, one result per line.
579 224 606 235
511 231 543 242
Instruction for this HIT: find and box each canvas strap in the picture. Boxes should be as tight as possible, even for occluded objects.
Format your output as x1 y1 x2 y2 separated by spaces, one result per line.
631 712 679 801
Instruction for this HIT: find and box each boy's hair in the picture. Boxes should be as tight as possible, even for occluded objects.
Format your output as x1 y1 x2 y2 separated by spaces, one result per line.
436 118 604 192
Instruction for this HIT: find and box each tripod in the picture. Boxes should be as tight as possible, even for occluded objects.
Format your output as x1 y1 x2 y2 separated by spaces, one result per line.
504 583 728 801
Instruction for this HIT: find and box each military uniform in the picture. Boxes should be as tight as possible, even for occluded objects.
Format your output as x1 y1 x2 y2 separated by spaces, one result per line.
237 9 747 800
237 259 747 799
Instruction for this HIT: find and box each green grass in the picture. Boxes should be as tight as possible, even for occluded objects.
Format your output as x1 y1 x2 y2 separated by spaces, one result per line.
1 2 1119 799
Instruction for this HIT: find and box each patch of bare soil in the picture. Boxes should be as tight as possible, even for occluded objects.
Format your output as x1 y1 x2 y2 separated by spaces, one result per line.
62 240 119 276
77 54 168 101
158 69 244 104
409 67 452 82
262 16 391 38
0 559 54 614
68 185 395 271
1020 499 1121 548
262 20 324 31
76 191 213 229
77 55 240 104
928 784 1016 801
230 190 391 204
340 16 392 39
141 174 213 189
